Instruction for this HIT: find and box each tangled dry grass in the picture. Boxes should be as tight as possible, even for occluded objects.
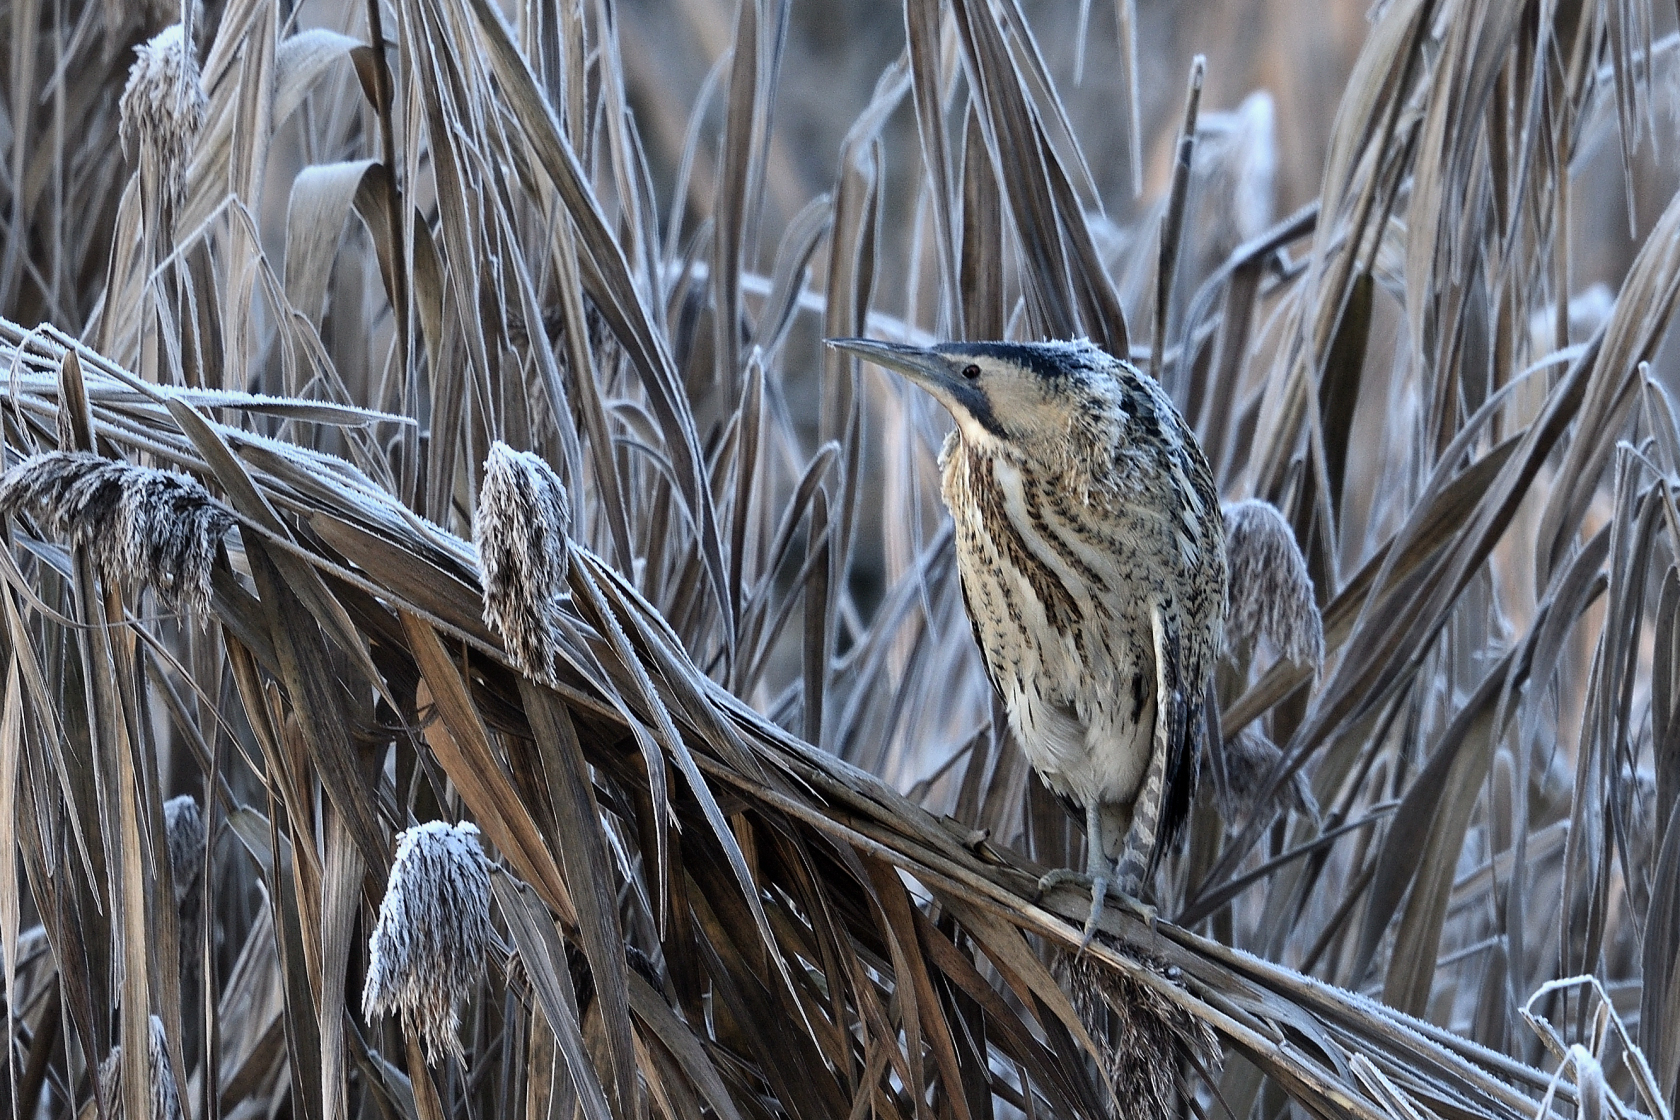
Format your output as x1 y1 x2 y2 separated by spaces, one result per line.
0 1 1678 1119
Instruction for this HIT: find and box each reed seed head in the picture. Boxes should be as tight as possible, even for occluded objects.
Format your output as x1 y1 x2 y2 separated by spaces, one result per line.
1223 499 1324 671
119 25 207 209
1198 90 1277 253
97 1016 184 1120
0 451 233 615
1214 723 1319 827
148 1016 182 1120
475 442 571 684
163 794 205 905
165 794 205 988
363 821 492 1065
1058 952 1220 1120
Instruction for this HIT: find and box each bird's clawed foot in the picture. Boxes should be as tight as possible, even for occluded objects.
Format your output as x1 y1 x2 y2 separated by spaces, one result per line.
1035 870 1157 950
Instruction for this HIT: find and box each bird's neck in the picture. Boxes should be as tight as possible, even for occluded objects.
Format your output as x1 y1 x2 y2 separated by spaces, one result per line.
939 429 1097 501
941 433 1099 530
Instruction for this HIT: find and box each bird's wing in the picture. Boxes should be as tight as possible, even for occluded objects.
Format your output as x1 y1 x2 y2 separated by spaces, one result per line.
1153 637 1202 879
958 575 1005 702
1122 603 1200 889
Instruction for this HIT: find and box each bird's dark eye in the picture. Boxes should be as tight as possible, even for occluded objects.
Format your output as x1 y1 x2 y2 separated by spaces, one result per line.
961 364 982 380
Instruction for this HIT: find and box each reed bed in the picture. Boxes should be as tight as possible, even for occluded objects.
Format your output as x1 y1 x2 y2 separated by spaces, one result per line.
0 1 1677 1119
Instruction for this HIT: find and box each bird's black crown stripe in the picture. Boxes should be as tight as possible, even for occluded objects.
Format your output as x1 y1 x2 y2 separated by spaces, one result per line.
935 340 1102 385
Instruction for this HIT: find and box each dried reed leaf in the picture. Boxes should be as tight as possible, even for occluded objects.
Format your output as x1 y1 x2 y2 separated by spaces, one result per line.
461 0 732 626
494 874 614 1120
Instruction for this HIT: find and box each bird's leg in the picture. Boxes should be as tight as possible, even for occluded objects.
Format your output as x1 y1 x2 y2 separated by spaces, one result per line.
1078 797 1111 946
1108 848 1158 928
1034 801 1156 949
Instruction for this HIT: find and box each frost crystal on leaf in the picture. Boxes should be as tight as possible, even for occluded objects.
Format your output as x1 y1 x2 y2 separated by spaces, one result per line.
1222 499 1324 671
0 451 233 615
362 821 492 1065
474 442 571 684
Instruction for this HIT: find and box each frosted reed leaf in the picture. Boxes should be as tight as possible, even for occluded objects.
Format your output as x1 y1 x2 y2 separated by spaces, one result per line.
474 442 571 684
1211 722 1319 827
96 1016 184 1120
1624 769 1659 880
118 25 207 212
1222 499 1323 670
1528 283 1615 351
0 451 233 614
362 821 492 1065
1057 952 1220 1120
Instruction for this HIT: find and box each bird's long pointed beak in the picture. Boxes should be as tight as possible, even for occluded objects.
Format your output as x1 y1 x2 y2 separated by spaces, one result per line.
824 338 949 391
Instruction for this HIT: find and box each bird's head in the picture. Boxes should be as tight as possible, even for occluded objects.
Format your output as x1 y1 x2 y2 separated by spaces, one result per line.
825 337 1130 451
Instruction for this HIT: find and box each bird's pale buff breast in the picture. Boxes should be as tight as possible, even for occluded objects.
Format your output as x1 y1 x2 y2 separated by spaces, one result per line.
939 432 1177 812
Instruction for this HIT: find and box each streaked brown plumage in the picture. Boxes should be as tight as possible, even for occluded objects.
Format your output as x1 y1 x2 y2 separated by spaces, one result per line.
828 338 1227 937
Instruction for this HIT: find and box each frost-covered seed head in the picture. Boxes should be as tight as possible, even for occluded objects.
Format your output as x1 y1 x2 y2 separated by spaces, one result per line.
163 794 205 903
362 821 492 1065
97 1016 184 1120
1213 723 1319 827
148 1016 183 1120
97 1046 120 1120
119 25 207 210
1223 499 1324 671
165 794 206 988
0 451 233 615
1057 952 1219 1120
475 442 571 684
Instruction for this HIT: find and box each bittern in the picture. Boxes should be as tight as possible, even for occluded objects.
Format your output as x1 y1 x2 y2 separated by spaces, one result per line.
828 338 1227 939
